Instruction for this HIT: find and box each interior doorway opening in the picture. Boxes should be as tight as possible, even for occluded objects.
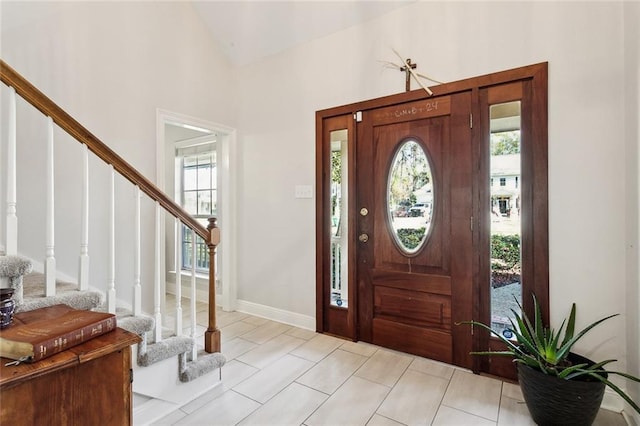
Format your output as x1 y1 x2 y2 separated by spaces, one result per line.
156 110 237 314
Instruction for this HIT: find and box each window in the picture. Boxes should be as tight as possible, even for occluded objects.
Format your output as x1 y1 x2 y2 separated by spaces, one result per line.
178 144 216 272
478 66 548 381
499 177 506 186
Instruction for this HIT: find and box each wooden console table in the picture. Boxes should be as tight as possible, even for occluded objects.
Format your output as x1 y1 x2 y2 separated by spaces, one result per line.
0 328 141 425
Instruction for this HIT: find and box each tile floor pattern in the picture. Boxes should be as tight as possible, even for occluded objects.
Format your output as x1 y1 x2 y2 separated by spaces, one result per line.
153 300 628 426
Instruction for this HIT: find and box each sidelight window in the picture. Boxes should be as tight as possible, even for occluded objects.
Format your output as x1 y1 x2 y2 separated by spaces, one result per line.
489 101 522 339
330 129 348 308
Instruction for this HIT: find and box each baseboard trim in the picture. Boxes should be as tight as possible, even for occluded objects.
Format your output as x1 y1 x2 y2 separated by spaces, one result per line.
235 299 315 331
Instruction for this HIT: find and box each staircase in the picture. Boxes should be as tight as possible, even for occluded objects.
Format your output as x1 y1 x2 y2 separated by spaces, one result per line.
0 59 226 423
2 256 227 422
0 254 226 415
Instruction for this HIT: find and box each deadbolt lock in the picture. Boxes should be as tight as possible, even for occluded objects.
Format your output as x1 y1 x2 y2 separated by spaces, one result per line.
360 207 368 216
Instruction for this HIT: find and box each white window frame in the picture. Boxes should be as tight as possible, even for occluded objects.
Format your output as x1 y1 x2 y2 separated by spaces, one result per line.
176 139 216 273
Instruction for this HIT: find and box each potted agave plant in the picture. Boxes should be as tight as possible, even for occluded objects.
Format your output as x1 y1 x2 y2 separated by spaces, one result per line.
461 295 640 426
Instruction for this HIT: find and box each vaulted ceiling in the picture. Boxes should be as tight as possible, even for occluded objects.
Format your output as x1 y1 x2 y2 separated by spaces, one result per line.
191 1 415 66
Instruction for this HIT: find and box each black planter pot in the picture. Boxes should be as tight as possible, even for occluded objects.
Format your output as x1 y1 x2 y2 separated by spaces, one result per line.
517 353 606 426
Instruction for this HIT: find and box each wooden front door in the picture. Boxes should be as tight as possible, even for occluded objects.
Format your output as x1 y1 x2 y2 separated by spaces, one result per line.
355 92 473 367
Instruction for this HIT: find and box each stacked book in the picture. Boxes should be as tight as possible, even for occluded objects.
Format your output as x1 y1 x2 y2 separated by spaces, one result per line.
0 304 116 364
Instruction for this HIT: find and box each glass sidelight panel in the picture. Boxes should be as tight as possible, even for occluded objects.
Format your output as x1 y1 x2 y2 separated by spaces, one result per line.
330 129 348 308
489 101 522 339
387 140 434 255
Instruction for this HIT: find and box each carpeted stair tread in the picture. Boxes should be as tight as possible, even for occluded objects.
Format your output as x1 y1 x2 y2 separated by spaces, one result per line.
118 315 155 336
0 255 33 305
92 305 155 336
1 257 226 383
138 335 194 367
17 272 104 313
22 272 80 296
0 255 32 278
180 351 226 382
19 292 104 313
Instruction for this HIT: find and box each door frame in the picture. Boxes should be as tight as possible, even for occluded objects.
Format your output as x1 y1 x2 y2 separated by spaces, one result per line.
316 62 548 377
156 109 238 312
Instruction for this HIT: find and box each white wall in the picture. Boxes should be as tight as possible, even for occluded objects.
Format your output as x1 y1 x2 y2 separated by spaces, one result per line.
0 1 236 313
235 0 637 405
624 1 640 420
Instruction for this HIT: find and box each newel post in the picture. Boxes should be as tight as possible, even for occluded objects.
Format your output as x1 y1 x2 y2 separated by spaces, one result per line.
205 217 221 353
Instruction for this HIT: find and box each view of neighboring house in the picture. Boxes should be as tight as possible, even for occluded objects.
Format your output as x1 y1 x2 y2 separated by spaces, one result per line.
491 154 520 217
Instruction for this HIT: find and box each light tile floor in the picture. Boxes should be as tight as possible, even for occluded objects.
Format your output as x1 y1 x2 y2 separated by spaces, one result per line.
153 301 628 426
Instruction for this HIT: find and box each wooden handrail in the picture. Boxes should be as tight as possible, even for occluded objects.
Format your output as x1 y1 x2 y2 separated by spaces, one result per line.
1 59 220 354
0 59 207 241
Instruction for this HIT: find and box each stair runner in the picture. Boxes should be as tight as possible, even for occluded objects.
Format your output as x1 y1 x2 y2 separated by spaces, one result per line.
0 255 225 382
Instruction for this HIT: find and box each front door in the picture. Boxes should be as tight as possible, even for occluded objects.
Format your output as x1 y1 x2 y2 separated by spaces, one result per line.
356 92 473 367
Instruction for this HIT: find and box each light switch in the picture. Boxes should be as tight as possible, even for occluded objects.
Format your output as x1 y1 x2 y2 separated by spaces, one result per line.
295 185 313 199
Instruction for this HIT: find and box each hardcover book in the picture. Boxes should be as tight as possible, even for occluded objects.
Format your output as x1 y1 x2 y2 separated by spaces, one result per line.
0 304 116 362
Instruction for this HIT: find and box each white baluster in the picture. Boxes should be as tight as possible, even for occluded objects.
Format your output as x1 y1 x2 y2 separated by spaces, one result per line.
78 144 90 290
133 186 142 316
190 228 197 360
5 87 17 256
154 202 163 342
107 165 116 313
175 219 183 335
44 117 56 296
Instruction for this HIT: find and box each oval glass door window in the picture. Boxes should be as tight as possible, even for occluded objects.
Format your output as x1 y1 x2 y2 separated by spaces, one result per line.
387 139 434 254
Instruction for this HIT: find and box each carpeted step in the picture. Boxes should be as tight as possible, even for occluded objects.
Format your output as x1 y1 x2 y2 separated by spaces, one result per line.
18 272 104 312
179 351 226 383
138 335 194 367
109 307 224 376
119 312 227 381
118 313 155 336
0 257 226 383
0 255 33 304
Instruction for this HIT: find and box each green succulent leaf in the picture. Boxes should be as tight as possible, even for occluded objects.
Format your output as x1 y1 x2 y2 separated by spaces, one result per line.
585 372 640 415
457 295 640 416
508 318 538 356
560 303 576 347
549 319 566 358
557 363 589 379
586 359 618 371
604 370 640 383
554 313 619 362
533 295 546 354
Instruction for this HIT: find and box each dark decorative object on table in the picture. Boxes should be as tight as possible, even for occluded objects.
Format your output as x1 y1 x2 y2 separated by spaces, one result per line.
459 295 640 425
0 288 16 328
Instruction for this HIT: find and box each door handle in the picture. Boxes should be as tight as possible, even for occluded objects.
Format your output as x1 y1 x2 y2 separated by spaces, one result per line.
359 233 369 243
